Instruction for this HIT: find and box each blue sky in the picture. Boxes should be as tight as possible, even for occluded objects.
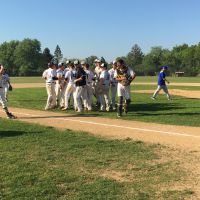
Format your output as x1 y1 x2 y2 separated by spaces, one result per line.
0 0 200 61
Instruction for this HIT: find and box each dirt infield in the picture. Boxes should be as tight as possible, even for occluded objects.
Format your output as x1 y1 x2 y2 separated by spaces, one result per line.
133 89 200 99
1 107 200 151
12 83 45 88
134 82 200 86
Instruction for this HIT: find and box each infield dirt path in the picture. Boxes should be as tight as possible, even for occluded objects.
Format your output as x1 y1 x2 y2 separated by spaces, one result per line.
1 107 200 151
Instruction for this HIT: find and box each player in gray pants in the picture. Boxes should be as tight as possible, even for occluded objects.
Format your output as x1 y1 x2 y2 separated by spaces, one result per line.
151 66 171 100
108 60 118 110
0 64 16 119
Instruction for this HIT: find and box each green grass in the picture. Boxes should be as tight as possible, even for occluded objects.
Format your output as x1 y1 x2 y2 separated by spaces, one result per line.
9 76 200 84
8 87 200 127
10 76 43 83
0 119 193 199
134 76 200 83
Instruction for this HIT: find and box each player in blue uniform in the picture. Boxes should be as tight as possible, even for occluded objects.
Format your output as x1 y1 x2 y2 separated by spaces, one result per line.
151 66 171 100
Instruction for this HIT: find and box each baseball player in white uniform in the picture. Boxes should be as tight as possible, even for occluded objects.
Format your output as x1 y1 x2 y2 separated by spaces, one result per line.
62 63 76 110
55 63 66 108
82 61 94 111
114 59 136 117
0 64 16 119
108 60 118 110
99 63 110 111
93 59 102 108
74 60 87 112
42 62 57 110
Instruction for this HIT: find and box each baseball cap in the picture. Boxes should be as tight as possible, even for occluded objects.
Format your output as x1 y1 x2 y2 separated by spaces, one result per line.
112 60 117 64
66 60 71 64
81 60 86 65
94 59 101 63
100 63 107 68
162 65 168 70
74 60 80 65
58 62 64 67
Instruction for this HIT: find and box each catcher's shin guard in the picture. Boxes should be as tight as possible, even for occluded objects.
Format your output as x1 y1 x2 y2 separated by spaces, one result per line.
117 96 123 116
124 99 131 114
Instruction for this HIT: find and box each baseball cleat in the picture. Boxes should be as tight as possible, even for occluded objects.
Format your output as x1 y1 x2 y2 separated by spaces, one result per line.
117 113 122 118
151 97 156 100
7 113 17 119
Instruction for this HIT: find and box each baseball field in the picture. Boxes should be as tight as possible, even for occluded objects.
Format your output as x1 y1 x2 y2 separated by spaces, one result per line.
1 76 200 199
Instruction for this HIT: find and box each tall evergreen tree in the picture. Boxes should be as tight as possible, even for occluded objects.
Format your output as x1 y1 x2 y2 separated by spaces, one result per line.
54 45 63 63
126 44 144 67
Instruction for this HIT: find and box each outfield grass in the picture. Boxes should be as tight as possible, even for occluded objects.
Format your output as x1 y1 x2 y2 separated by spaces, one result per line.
8 87 200 127
10 76 200 84
134 76 200 83
10 76 43 83
0 119 193 199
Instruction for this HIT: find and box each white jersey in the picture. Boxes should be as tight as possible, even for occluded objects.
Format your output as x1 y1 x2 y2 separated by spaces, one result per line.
65 69 76 85
63 68 69 76
94 66 101 81
108 68 117 84
100 70 110 87
85 69 94 84
42 68 57 83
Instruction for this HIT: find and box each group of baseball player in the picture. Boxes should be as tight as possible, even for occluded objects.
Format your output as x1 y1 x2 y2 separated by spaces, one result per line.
0 64 16 119
0 60 171 119
42 58 136 117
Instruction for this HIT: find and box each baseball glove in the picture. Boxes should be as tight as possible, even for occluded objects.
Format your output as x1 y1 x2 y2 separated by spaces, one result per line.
9 84 13 91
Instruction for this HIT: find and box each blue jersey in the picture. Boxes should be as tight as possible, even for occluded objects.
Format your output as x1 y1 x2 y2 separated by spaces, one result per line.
158 71 166 85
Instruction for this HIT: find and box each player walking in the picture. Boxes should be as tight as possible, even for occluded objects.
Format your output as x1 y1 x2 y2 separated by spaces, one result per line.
114 59 136 117
108 60 118 110
82 61 94 111
74 60 87 112
42 62 57 110
99 63 110 111
62 63 76 110
151 66 171 100
0 64 16 119
93 59 102 108
55 63 66 108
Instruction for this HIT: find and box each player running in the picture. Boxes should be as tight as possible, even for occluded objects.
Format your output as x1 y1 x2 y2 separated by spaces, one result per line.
151 66 171 100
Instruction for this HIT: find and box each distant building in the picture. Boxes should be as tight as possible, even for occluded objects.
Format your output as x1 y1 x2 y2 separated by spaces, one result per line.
175 72 184 77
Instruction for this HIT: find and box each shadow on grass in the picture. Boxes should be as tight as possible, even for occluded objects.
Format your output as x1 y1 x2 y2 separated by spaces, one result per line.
0 131 27 137
129 102 185 112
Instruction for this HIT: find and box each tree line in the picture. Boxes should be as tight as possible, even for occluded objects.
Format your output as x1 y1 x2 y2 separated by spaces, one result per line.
0 38 200 76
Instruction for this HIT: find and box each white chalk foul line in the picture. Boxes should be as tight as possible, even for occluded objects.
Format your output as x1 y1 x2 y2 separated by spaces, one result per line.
9 111 200 139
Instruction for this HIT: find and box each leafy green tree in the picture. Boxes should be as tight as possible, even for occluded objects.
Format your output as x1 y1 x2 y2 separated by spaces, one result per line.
43 48 53 63
0 40 19 75
14 38 42 76
85 55 98 69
